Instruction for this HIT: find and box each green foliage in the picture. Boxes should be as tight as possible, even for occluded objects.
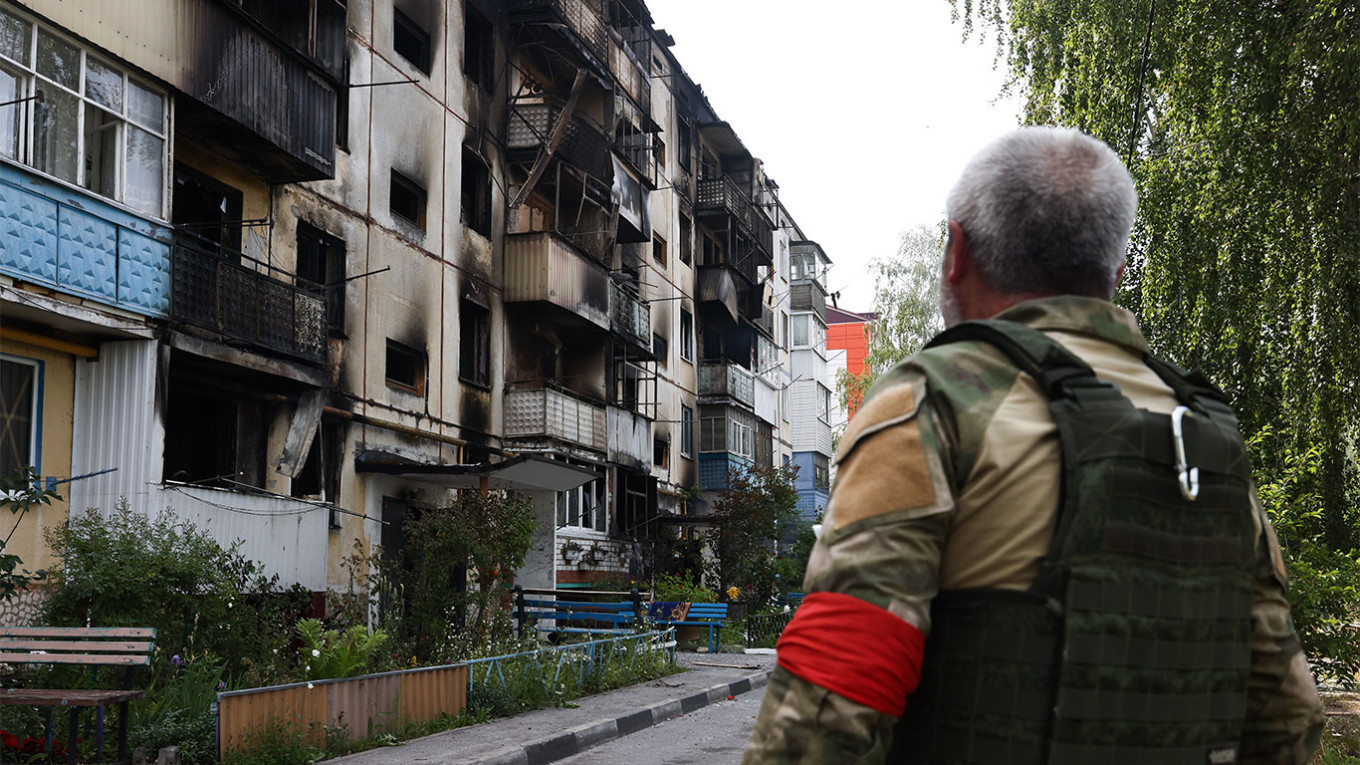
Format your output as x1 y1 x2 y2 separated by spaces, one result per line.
835 225 946 415
652 572 716 604
359 492 536 663
706 464 800 608
130 651 224 763
955 0 1360 672
42 504 311 687
294 619 390 680
0 466 56 599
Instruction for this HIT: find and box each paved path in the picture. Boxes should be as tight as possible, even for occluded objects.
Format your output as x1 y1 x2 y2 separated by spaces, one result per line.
326 652 777 765
554 686 763 764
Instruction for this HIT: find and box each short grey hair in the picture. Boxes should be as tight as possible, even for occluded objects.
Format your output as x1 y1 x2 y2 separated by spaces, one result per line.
945 126 1136 298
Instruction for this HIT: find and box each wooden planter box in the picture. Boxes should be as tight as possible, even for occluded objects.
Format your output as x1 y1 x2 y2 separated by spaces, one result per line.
216 663 468 758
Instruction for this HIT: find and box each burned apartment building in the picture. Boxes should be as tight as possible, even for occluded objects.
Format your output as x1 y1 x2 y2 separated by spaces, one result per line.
0 0 831 605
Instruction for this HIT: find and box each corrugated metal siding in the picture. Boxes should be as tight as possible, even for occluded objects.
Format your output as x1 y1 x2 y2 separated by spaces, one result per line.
168 486 329 591
217 665 468 758
607 405 651 471
70 340 162 516
504 232 609 329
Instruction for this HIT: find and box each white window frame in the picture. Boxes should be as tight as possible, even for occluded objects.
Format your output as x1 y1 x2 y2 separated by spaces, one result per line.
680 308 694 363
0 7 170 218
556 476 606 533
679 405 694 459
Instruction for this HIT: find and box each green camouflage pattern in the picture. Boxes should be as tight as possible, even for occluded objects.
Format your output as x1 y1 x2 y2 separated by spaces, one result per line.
743 297 1323 765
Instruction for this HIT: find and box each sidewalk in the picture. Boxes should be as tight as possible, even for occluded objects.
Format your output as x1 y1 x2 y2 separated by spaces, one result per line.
326 652 778 765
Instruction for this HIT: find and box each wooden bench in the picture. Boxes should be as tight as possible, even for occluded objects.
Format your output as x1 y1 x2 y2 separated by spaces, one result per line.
0 626 156 765
650 602 728 653
515 588 644 640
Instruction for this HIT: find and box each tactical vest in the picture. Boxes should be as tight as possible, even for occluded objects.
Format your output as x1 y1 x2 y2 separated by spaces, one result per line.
892 320 1258 765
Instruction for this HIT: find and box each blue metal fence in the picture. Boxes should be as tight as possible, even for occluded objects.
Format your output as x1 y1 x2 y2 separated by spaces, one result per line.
464 628 676 694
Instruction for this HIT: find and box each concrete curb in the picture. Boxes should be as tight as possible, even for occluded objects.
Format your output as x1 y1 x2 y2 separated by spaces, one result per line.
468 669 772 765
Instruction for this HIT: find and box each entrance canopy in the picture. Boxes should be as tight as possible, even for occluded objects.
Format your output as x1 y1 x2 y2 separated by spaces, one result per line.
355 452 600 493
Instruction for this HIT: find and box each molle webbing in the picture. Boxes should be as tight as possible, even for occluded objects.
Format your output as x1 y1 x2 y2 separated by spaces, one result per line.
895 320 1257 765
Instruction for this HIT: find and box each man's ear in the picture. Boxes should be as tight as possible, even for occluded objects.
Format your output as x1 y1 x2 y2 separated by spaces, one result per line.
945 220 970 284
1114 260 1127 289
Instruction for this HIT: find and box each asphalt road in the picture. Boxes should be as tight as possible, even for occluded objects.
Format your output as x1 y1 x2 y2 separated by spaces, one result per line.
555 683 765 764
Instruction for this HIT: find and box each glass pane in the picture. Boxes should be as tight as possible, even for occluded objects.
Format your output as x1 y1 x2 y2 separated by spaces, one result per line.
125 126 163 215
84 56 122 111
35 30 77 90
0 67 21 159
556 493 566 527
33 85 76 183
0 359 35 478
0 9 29 66
127 80 162 130
83 104 118 199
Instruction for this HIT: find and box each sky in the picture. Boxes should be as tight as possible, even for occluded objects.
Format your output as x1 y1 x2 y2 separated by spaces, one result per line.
644 1 1024 310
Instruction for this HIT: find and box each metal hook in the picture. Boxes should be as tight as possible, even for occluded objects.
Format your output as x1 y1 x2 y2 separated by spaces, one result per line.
1172 406 1200 501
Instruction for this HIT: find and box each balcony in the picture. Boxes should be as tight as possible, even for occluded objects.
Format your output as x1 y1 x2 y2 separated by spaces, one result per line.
507 101 613 182
790 281 826 320
505 232 610 329
609 281 650 351
607 405 652 472
505 386 607 452
698 361 755 409
0 162 171 318
170 237 326 363
174 0 339 182
696 176 773 248
508 0 610 70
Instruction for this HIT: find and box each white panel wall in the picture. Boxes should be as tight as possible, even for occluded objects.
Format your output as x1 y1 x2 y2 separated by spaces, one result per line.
70 340 162 516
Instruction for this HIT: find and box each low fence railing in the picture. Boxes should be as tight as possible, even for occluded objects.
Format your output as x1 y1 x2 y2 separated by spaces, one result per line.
465 629 676 696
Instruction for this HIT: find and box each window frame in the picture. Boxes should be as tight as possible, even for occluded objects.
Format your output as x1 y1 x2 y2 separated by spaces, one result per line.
0 354 41 477
0 7 169 218
295 221 347 335
385 339 426 396
393 8 432 75
390 169 428 230
652 233 667 267
679 404 693 459
459 299 492 388
679 308 694 363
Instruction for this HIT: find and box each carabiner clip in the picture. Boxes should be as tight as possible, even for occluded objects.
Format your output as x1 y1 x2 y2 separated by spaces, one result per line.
1171 405 1200 501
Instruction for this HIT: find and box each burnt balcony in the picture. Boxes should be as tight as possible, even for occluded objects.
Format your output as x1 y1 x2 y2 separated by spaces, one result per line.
505 231 610 330
609 281 651 352
170 236 326 363
174 0 339 182
698 360 755 409
607 404 653 472
748 302 775 338
508 0 610 71
696 176 773 250
505 384 608 452
507 100 613 182
790 281 827 320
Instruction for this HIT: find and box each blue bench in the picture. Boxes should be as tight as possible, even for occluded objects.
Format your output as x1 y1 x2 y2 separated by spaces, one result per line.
651 602 729 653
514 588 644 640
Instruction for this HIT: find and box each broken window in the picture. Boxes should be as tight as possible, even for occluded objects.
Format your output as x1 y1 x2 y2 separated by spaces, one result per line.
385 339 426 395
653 436 669 469
652 233 667 266
460 146 492 237
0 356 39 477
557 469 606 532
173 163 244 255
163 382 267 489
459 299 491 387
0 9 168 215
652 332 667 367
296 222 346 334
814 453 830 489
463 1 494 92
336 55 350 151
678 212 692 266
679 308 694 362
393 8 431 74
390 169 427 230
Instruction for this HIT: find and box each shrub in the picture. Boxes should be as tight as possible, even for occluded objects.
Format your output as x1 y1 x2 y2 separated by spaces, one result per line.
652 573 715 604
295 619 389 680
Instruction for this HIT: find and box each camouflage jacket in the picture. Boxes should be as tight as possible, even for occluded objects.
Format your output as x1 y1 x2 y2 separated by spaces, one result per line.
744 296 1324 764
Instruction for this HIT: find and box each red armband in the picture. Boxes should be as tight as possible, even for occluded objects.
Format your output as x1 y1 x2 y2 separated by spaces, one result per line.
775 592 925 717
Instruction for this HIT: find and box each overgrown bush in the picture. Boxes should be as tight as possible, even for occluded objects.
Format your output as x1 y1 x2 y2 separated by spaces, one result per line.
1253 432 1360 685
0 467 56 599
42 504 310 686
295 618 390 680
652 572 716 603
360 492 535 663
129 652 223 763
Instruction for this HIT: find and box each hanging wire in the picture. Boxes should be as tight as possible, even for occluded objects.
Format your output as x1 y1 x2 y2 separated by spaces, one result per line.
1126 0 1158 164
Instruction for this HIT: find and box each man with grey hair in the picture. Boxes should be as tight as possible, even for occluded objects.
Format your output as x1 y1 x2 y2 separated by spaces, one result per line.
744 127 1323 764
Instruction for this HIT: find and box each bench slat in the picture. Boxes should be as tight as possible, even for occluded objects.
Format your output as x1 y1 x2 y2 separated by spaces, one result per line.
0 627 156 639
0 689 145 706
522 600 633 611
0 640 154 654
0 652 151 666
